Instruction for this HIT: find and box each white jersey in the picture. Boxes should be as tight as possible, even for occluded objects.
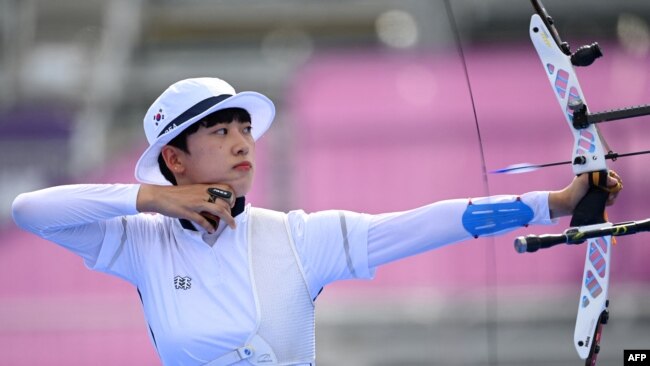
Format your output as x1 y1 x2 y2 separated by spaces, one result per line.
11 184 553 365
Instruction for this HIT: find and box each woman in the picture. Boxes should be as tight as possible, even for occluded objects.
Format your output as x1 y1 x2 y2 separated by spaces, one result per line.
12 77 621 366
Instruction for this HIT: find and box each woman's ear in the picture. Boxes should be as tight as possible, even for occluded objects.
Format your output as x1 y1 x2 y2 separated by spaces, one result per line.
161 145 186 175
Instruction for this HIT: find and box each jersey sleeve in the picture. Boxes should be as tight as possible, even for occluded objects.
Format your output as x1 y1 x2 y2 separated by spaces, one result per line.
287 209 374 299
366 191 555 267
287 191 554 297
11 184 144 284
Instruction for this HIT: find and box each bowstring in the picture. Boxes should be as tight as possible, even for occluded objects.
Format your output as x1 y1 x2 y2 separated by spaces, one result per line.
442 1 498 365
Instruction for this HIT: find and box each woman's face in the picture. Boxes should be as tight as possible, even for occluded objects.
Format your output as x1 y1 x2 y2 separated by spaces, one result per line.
174 120 256 197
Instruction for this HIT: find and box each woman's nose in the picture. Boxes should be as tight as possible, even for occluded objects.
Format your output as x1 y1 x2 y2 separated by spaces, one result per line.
231 131 250 155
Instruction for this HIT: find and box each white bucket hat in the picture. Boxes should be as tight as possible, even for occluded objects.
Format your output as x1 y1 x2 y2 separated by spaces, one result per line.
134 77 275 185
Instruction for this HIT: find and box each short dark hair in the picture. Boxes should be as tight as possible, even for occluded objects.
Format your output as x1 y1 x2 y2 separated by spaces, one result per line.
157 107 252 185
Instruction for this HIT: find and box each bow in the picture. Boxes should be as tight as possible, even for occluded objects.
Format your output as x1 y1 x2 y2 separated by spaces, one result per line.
444 0 650 363
506 1 650 365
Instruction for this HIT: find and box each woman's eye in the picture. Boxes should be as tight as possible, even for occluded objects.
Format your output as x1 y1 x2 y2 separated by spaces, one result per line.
215 128 227 135
243 126 252 134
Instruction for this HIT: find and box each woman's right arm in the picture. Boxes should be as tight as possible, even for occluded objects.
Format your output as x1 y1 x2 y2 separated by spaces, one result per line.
12 183 237 257
11 184 141 264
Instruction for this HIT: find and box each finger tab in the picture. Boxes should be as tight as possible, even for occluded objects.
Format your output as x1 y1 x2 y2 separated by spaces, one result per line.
208 187 232 200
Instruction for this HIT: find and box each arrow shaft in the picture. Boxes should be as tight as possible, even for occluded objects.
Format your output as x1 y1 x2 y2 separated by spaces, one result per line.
493 149 650 174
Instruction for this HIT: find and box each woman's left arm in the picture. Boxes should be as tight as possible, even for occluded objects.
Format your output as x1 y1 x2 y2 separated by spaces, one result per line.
367 171 622 268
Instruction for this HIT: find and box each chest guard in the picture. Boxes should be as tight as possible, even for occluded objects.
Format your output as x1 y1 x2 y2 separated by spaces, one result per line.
205 208 315 366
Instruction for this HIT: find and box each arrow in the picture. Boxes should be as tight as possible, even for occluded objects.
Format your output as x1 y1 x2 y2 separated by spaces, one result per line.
491 150 650 174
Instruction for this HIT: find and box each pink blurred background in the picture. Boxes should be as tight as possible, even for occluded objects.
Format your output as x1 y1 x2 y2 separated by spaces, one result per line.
1 43 649 365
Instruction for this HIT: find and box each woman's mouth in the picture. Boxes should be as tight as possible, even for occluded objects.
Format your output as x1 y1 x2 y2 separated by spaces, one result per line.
233 161 252 171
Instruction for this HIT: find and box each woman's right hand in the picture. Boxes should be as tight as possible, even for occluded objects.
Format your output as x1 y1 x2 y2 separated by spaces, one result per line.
136 183 236 232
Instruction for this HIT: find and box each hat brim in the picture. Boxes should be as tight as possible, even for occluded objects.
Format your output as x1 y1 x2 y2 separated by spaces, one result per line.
135 91 275 185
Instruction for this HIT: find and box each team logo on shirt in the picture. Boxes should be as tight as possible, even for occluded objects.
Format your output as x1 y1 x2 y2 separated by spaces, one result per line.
174 275 192 290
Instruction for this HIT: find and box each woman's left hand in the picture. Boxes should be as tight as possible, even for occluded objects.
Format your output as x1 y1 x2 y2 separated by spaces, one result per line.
548 170 623 219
